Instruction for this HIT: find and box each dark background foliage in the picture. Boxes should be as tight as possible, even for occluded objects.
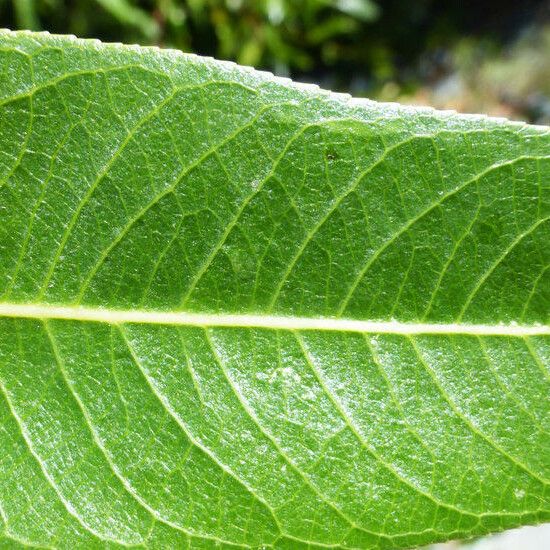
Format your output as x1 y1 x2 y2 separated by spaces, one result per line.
2 0 550 122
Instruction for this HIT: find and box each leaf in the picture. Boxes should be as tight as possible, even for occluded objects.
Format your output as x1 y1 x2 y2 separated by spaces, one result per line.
0 29 548 550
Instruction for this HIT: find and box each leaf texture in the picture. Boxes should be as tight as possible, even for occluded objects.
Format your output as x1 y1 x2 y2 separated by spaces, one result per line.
0 30 548 550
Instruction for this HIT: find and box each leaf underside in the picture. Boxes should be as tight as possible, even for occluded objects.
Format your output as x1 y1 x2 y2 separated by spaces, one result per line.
0 30 548 550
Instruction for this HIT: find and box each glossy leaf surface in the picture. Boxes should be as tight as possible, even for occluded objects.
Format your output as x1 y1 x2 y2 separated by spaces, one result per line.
0 30 549 550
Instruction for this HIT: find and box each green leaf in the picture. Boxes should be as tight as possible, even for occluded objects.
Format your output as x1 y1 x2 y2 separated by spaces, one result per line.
0 30 548 550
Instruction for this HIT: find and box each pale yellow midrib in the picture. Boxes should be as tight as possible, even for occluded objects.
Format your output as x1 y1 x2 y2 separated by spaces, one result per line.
0 302 548 336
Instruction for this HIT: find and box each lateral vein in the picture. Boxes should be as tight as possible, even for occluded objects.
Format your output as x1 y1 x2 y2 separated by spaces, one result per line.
0 303 547 335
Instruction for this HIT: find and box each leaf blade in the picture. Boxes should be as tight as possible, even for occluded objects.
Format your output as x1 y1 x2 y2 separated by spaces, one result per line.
0 30 548 549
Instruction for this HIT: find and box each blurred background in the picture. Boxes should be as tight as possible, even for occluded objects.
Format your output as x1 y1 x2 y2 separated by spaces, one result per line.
1 1 549 548
1 0 550 124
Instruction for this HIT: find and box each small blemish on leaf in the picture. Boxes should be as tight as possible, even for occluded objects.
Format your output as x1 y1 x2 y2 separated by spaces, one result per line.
325 148 339 161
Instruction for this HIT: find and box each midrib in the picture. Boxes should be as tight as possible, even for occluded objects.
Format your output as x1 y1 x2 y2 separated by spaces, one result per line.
0 302 547 336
